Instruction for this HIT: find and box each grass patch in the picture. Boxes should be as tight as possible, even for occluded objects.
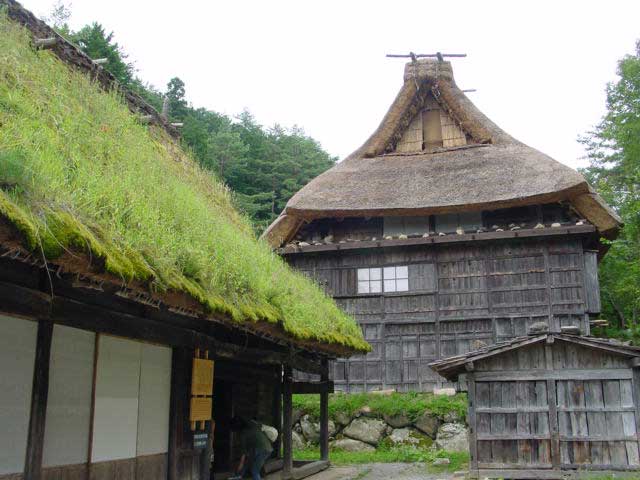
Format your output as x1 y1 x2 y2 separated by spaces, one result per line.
293 392 467 422
294 446 468 472
0 14 368 352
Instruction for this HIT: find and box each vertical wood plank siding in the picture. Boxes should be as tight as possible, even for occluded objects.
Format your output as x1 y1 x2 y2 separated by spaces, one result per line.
467 340 640 478
288 237 596 392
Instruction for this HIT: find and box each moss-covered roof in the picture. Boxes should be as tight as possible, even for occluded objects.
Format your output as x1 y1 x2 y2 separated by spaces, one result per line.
0 14 369 354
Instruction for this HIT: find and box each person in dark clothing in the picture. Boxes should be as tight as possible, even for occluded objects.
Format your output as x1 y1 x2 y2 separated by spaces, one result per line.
229 417 273 480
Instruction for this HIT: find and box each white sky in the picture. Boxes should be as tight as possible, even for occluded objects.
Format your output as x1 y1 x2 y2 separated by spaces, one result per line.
23 0 640 169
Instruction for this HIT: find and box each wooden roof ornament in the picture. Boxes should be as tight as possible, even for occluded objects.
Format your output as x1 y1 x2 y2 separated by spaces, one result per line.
263 58 621 248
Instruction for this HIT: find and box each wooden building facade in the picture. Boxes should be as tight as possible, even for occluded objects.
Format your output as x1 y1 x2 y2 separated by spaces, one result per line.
430 333 640 479
263 58 622 392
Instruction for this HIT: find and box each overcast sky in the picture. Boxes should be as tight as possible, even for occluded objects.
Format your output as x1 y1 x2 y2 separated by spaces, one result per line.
23 0 640 169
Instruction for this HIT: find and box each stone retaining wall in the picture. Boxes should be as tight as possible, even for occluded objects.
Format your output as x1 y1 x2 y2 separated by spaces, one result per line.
291 405 469 453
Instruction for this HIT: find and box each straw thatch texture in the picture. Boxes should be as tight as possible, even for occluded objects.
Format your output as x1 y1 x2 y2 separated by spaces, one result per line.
263 59 620 247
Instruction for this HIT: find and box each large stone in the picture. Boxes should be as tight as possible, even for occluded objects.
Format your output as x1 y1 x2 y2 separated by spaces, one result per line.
414 412 440 438
330 438 375 452
299 415 336 444
435 423 469 452
343 417 387 446
292 408 305 425
292 431 306 450
383 413 412 428
388 428 419 445
334 410 352 427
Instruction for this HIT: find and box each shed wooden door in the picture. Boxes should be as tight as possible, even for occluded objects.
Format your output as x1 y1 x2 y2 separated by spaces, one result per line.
474 380 552 469
556 378 640 468
473 377 640 472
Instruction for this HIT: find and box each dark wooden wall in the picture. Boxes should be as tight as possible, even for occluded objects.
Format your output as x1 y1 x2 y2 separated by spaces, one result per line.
468 341 640 478
287 236 601 392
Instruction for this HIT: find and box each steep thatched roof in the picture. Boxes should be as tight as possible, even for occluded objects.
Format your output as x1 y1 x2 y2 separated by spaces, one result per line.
264 59 620 247
0 3 369 356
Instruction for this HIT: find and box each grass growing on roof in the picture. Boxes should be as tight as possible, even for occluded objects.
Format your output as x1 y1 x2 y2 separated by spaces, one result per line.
0 15 368 351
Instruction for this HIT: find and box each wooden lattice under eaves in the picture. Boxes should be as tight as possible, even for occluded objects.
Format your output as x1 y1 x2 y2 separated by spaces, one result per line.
430 334 640 479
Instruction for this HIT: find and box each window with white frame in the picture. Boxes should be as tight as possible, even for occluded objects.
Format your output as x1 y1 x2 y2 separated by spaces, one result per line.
357 266 409 294
357 267 382 294
383 265 409 292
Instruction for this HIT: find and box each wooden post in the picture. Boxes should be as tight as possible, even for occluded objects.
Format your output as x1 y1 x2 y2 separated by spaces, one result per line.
272 371 282 460
319 359 329 462
466 373 478 475
24 319 53 480
167 348 183 480
282 364 293 479
545 344 561 471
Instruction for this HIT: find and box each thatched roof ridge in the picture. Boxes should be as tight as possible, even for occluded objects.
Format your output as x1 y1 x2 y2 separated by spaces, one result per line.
263 59 621 247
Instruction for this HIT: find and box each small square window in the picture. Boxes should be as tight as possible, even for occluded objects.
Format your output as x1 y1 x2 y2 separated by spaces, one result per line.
383 266 396 279
358 281 370 293
384 279 396 292
396 278 409 292
358 269 369 281
370 268 382 281
396 266 408 279
370 280 382 293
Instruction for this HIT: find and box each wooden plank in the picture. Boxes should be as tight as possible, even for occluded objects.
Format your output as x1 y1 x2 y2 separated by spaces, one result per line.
545 345 561 471
291 381 334 395
281 225 597 255
467 374 478 473
291 460 329 480
474 369 633 381
282 365 293 479
24 320 53 480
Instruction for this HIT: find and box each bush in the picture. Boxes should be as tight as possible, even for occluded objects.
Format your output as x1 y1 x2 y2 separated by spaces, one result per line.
292 391 467 423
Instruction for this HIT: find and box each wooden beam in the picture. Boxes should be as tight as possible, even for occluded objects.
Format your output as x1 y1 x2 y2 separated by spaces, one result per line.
280 224 597 255
291 381 334 395
282 365 293 479
0 280 326 374
167 348 182 480
24 319 53 480
319 359 329 462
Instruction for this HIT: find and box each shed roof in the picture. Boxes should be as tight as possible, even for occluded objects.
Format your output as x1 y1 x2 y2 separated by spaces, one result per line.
429 333 640 381
263 59 621 248
0 3 369 356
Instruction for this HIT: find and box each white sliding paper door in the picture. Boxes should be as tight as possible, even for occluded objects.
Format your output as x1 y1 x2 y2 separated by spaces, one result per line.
91 335 141 462
0 315 38 474
137 343 172 456
43 325 95 467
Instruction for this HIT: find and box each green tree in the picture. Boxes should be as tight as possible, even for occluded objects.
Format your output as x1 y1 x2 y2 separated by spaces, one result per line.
581 40 640 335
69 23 134 85
165 77 189 121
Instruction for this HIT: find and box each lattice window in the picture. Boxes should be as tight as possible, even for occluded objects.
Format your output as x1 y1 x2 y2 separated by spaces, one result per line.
357 266 409 293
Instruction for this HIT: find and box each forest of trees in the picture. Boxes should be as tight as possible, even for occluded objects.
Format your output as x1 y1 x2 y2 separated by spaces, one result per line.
580 41 640 341
46 4 639 342
46 3 336 232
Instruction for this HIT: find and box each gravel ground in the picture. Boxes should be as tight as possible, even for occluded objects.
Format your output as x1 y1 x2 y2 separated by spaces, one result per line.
303 463 461 480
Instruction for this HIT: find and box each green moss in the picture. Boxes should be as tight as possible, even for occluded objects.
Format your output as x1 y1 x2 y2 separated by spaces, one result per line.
293 392 468 422
0 14 369 352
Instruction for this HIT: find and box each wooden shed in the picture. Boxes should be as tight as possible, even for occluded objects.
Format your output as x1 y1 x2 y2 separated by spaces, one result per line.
0 3 369 480
430 333 640 479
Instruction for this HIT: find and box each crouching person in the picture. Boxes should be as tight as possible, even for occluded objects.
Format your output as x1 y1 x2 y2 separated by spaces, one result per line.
229 417 274 480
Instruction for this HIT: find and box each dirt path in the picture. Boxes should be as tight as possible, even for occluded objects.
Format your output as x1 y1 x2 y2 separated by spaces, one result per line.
305 463 460 480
